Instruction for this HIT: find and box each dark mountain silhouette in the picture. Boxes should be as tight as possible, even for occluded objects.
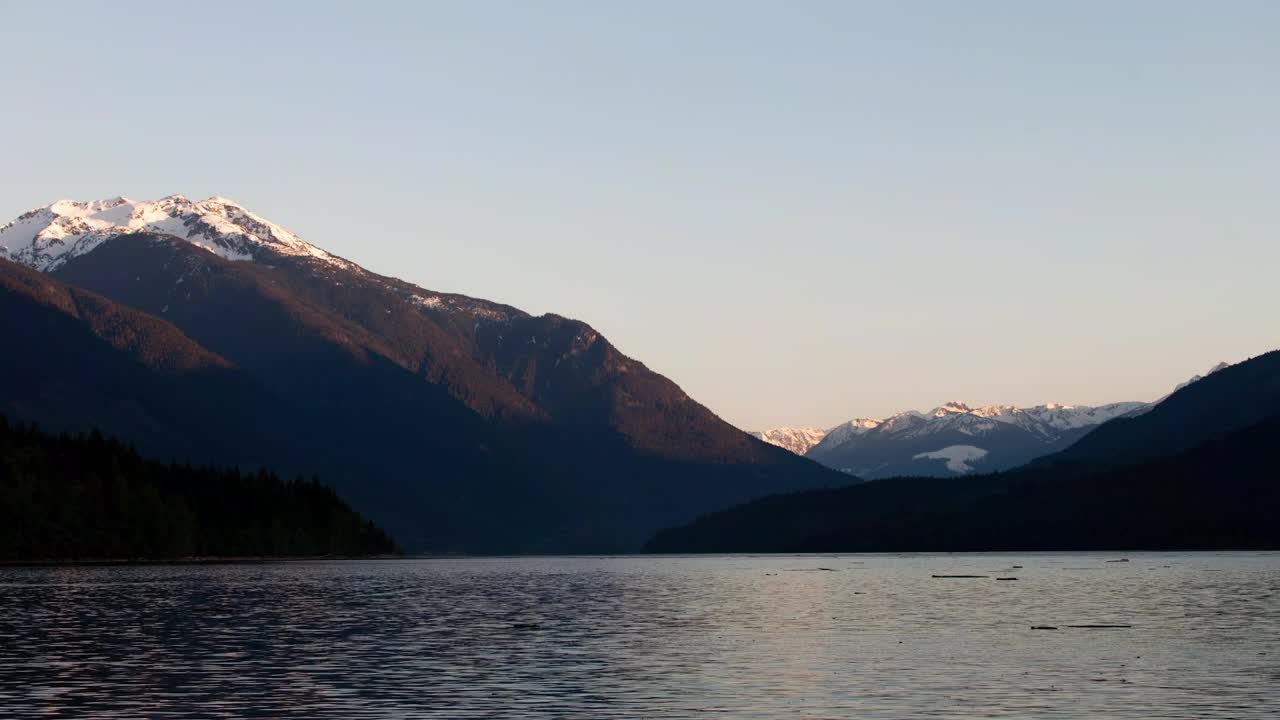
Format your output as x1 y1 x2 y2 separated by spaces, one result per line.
3 214 843 552
1043 350 1280 466
0 416 397 561
646 351 1280 553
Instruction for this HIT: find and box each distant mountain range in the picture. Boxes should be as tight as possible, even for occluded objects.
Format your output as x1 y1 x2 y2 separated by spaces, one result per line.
748 367 1228 479
647 351 1280 553
0 195 844 553
751 401 1145 478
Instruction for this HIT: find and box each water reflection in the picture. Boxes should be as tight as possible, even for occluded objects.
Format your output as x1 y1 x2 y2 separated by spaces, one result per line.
1 553 1277 718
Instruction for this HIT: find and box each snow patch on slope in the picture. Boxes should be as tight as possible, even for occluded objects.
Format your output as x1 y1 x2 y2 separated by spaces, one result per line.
913 445 989 473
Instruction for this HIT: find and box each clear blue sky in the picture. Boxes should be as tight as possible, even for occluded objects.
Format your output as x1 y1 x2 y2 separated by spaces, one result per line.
2 1 1276 429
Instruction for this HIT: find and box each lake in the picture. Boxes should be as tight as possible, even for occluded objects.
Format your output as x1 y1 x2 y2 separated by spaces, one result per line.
1 553 1276 718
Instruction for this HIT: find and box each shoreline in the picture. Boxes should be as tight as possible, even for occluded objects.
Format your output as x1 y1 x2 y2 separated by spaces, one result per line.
0 554 404 567
3 549 1275 567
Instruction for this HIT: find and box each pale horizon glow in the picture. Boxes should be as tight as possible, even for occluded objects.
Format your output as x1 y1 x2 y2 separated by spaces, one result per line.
1 1 1276 429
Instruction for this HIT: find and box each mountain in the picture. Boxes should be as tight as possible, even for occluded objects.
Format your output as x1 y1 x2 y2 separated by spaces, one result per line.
0 196 348 270
0 255 292 466
644 369 1280 554
0 417 398 560
0 196 844 553
819 417 883 447
748 426 828 455
802 401 1146 478
1043 351 1280 467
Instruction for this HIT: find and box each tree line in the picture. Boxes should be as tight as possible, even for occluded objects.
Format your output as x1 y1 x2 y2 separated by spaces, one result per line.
0 416 399 561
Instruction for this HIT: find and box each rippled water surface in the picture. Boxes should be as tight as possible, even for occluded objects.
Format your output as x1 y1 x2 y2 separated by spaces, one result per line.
1 553 1277 718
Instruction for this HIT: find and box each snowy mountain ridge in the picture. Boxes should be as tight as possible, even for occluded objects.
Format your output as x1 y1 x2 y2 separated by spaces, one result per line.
748 427 828 456
799 399 1149 478
0 194 523 325
0 195 351 271
756 363 1234 479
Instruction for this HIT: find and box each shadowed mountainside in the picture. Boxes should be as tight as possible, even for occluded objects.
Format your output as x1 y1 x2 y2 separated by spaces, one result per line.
1042 350 1280 466
4 228 844 552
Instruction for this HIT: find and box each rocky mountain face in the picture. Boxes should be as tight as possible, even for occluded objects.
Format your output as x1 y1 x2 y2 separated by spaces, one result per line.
0 196 844 552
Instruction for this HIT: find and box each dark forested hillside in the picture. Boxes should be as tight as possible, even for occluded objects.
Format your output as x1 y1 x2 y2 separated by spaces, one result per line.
1044 350 1280 466
645 414 1280 553
0 417 398 561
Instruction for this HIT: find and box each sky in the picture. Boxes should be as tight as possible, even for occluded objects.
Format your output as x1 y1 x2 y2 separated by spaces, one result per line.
1 1 1277 429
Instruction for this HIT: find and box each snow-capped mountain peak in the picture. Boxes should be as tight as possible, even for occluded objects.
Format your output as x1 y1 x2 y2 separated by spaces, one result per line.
877 410 928 435
930 401 973 417
748 426 828 455
836 417 883 432
0 195 349 271
802 417 880 450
